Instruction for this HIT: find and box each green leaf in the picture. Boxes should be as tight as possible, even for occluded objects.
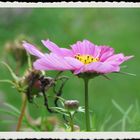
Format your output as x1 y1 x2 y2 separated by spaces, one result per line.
100 115 112 131
112 99 125 114
0 109 19 117
64 123 69 129
50 107 69 116
135 100 139 113
120 65 128 69
112 100 132 122
0 80 14 85
24 119 41 131
123 104 133 124
108 119 122 130
102 75 111 80
77 106 85 113
125 105 133 115
0 61 18 80
115 71 136 76
0 120 25 125
4 103 20 114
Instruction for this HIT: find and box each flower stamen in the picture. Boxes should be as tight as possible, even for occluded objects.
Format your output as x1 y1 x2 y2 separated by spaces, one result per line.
74 54 99 64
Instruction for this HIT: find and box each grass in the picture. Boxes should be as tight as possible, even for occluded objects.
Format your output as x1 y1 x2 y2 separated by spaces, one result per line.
0 8 140 131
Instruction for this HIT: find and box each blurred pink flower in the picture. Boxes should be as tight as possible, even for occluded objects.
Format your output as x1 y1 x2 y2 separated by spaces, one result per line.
23 39 133 74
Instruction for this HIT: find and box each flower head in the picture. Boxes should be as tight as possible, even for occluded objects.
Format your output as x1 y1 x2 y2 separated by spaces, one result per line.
23 39 133 75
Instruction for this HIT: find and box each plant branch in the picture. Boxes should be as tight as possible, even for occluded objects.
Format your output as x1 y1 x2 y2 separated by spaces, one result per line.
16 94 27 131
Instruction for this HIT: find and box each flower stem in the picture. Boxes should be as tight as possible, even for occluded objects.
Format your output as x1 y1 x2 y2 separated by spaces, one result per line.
69 113 74 132
84 78 91 131
16 94 27 131
27 52 32 70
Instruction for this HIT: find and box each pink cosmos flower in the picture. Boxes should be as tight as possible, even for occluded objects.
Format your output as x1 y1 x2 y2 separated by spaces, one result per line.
23 39 133 75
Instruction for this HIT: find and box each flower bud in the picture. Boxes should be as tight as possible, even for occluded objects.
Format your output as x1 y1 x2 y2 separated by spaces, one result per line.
64 100 79 111
21 69 41 101
4 34 32 67
21 69 55 103
21 69 40 87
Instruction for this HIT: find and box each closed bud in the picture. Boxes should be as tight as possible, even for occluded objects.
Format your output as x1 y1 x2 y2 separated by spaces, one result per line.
21 69 55 103
64 100 79 111
21 69 41 102
4 34 32 67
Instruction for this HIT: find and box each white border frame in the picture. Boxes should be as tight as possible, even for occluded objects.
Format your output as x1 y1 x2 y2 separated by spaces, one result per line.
0 2 139 8
0 2 140 139
0 132 140 139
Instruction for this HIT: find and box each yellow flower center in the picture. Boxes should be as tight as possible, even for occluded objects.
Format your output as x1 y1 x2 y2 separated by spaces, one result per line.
74 54 99 64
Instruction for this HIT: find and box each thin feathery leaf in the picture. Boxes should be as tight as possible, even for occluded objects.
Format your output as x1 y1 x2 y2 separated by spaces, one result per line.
0 80 15 85
125 105 133 116
77 106 85 113
100 115 112 131
4 103 20 114
102 74 111 80
112 100 125 114
0 61 18 80
115 71 136 76
109 119 122 130
135 100 139 113
123 104 133 124
122 117 126 131
0 109 19 117
50 107 69 116
120 65 128 69
112 100 132 124
0 120 24 124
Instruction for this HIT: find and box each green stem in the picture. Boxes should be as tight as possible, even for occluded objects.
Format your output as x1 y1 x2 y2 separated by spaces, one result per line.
16 94 27 131
69 113 74 132
84 78 90 131
27 52 32 70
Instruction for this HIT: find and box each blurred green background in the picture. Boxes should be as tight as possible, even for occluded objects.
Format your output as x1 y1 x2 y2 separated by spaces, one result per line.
0 8 140 131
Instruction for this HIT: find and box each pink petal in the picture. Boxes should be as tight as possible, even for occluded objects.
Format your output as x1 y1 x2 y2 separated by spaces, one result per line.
60 48 73 57
34 53 74 71
105 53 133 66
42 39 62 54
73 68 84 75
71 39 102 58
71 40 95 55
73 62 120 74
42 39 73 57
33 59 53 70
23 41 45 58
93 45 101 58
64 57 84 69
99 46 114 62
86 62 120 74
100 46 114 54
50 53 74 70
